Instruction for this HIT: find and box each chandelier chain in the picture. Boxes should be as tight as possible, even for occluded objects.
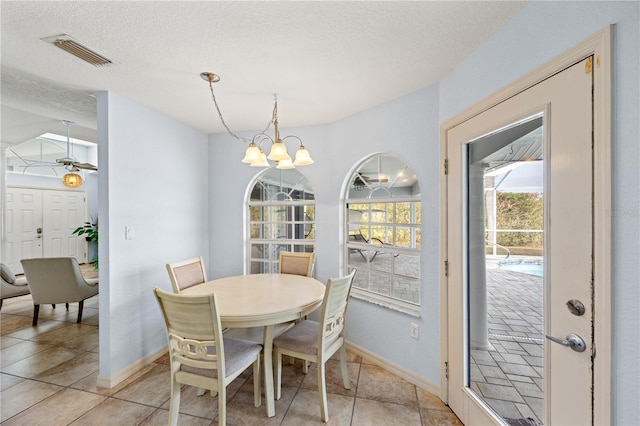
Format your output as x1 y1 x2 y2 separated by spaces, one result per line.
207 81 275 143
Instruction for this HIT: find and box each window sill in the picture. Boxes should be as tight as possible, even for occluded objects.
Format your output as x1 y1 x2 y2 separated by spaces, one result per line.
351 288 421 317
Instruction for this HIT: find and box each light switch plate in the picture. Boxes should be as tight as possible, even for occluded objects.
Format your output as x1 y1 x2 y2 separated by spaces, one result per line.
125 226 134 240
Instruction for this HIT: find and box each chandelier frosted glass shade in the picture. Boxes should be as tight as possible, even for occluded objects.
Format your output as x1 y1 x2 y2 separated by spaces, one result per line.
276 158 295 169
267 140 290 161
242 143 262 164
62 172 83 188
293 146 314 166
250 151 270 167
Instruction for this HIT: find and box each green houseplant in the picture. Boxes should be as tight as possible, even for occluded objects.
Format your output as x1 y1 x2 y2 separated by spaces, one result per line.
72 220 99 269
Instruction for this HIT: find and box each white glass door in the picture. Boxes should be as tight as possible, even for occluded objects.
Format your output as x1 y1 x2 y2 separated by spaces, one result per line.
445 58 594 425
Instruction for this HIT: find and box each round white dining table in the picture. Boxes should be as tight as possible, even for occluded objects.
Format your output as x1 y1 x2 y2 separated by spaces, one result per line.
181 273 325 417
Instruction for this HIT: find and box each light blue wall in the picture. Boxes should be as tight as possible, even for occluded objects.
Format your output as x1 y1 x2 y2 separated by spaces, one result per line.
329 86 441 381
439 2 639 423
209 85 442 382
206 2 639 421
96 1 637 420
97 92 210 377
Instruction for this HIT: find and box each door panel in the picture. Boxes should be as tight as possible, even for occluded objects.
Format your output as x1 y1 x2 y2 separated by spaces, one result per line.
43 190 85 258
445 58 593 425
6 188 43 273
544 61 593 426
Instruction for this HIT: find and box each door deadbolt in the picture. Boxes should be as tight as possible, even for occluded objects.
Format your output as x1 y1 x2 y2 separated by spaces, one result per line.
566 299 586 316
545 333 586 352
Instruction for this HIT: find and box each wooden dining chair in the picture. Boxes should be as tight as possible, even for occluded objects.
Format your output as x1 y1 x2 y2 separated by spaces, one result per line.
278 251 315 354
154 288 262 426
166 256 207 293
273 268 357 422
279 251 314 277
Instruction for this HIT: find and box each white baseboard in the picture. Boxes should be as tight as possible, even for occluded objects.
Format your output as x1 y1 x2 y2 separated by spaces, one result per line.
95 341 440 398
346 341 441 396
96 345 167 389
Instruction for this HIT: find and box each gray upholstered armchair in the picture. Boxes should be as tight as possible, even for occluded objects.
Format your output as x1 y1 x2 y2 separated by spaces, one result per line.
21 257 99 326
1 263 30 310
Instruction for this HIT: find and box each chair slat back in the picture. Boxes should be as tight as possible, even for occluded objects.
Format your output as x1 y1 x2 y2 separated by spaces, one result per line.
279 252 314 277
166 256 207 293
154 288 224 373
318 269 356 349
169 334 220 370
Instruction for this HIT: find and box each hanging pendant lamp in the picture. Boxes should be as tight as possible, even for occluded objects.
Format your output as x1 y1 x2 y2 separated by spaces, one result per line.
201 72 314 168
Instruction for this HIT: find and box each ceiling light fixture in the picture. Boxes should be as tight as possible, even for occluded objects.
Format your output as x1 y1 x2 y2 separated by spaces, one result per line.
62 171 83 188
59 120 84 188
200 72 313 169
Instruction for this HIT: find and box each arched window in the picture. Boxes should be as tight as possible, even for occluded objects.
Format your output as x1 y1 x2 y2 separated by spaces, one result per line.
247 168 315 274
345 154 421 315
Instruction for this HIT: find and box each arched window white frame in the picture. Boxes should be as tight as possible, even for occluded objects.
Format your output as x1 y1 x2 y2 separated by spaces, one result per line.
247 167 315 274
345 154 421 316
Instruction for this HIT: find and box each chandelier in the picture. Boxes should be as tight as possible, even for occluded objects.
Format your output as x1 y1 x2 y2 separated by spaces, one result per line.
201 72 313 169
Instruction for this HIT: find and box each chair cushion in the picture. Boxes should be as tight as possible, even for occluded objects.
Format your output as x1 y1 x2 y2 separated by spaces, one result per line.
86 278 99 286
180 337 261 378
273 319 320 355
1 263 15 284
13 276 28 286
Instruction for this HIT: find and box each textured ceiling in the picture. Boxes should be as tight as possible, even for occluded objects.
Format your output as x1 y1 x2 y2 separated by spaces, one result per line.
0 1 526 146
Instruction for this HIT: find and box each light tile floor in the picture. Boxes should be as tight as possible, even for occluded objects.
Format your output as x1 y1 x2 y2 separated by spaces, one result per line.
1 287 461 425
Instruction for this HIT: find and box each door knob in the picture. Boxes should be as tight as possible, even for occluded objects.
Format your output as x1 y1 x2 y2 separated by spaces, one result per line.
545 333 586 352
36 227 42 239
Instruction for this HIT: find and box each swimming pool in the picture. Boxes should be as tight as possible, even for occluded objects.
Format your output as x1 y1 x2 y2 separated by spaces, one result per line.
498 259 544 277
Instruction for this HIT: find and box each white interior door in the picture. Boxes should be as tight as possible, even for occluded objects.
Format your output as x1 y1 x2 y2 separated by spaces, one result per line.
42 190 86 259
445 58 593 425
5 188 43 273
6 187 87 274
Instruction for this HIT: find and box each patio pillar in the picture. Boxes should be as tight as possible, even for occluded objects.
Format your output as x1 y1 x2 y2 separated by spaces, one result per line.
485 175 497 255
469 164 492 350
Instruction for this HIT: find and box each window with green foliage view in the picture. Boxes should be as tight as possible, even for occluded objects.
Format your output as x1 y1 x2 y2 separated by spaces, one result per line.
345 154 421 316
247 168 315 274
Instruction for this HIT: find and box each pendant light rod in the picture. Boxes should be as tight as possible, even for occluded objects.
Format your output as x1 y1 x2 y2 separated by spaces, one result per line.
62 120 74 159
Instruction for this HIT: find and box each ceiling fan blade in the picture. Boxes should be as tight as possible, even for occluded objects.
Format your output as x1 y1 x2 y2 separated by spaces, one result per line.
74 162 98 171
56 158 73 165
360 175 389 183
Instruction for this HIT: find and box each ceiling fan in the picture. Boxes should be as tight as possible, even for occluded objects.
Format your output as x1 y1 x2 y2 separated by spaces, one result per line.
55 120 98 171
354 173 389 185
353 173 389 191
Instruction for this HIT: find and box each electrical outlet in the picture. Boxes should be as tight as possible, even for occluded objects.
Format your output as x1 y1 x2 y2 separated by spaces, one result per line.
410 323 419 339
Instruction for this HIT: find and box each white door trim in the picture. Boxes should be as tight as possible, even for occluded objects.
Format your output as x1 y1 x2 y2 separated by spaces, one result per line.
439 26 612 424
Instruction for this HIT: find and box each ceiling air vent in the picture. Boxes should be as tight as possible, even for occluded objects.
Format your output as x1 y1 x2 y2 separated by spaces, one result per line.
41 34 112 67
